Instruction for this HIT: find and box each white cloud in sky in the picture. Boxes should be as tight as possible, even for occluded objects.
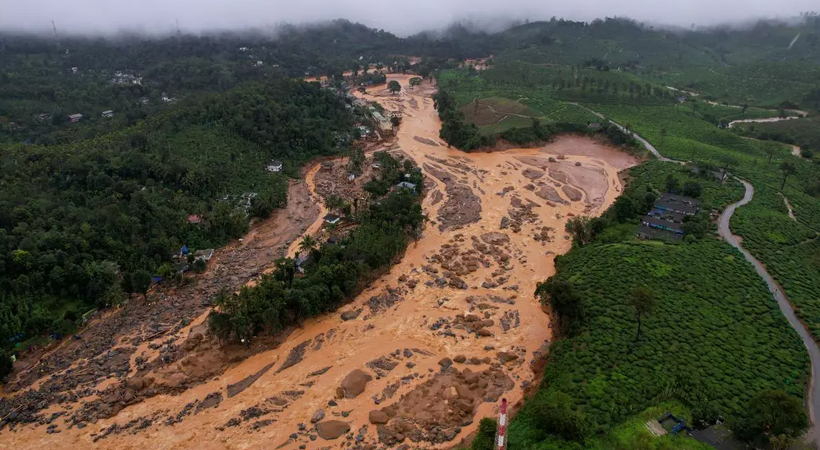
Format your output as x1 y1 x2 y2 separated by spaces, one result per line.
0 0 816 36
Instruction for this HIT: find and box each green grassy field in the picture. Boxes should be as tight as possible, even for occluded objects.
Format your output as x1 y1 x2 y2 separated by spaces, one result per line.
438 67 652 135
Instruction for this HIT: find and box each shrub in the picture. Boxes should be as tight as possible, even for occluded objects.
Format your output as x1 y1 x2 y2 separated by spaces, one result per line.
682 181 702 198
0 350 13 383
735 390 808 443
469 418 498 450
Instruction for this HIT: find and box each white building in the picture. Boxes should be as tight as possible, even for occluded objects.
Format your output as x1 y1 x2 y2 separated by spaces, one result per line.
266 161 283 172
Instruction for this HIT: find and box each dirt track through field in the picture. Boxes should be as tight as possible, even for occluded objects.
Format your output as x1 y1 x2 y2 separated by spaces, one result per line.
1 76 636 450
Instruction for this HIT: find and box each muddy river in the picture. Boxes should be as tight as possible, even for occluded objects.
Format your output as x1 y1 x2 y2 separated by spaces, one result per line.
1 75 636 450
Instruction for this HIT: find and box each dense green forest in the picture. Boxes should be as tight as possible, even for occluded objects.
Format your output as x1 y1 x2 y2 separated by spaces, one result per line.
0 76 354 364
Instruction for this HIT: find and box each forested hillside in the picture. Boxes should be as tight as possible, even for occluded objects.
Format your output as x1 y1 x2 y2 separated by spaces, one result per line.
0 77 353 359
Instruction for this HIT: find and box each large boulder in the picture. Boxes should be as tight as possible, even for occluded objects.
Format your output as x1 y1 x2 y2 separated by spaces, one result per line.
498 351 519 364
341 309 361 321
340 369 372 398
182 332 204 352
369 409 390 424
315 420 350 440
125 377 144 391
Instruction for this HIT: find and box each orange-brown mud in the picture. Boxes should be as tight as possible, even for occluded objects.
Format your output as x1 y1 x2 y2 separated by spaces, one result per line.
1 75 636 450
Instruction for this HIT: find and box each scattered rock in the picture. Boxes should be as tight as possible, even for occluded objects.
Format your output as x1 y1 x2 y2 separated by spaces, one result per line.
367 356 399 372
311 410 325 424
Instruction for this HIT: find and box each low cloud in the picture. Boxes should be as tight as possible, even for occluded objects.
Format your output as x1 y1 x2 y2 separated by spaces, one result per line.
1 0 817 36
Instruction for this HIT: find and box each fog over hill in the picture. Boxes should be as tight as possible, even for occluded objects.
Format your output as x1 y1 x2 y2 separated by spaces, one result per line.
1 0 817 36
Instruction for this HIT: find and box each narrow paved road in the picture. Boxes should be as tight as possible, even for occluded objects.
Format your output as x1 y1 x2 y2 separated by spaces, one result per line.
581 103 820 444
569 102 675 162
718 180 820 445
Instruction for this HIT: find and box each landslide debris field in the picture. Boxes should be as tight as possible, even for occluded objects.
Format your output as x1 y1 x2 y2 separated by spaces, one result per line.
0 76 636 450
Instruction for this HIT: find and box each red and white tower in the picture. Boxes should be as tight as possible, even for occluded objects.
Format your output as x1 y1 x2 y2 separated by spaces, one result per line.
496 398 508 450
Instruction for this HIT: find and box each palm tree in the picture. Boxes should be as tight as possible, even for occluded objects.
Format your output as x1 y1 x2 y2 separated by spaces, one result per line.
299 235 317 254
630 287 656 342
324 194 344 214
275 257 296 288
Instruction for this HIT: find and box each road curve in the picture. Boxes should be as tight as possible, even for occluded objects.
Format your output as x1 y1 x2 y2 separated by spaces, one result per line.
568 102 675 162
574 104 820 442
718 180 820 445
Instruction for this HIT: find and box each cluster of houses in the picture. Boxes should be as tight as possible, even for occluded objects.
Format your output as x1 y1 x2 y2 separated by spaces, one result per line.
33 109 114 125
341 90 399 135
109 71 143 85
636 193 701 241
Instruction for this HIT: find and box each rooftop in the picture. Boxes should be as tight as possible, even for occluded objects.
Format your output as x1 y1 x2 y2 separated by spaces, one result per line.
659 193 702 207
636 224 682 241
641 216 684 233
648 208 687 223
656 193 702 215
